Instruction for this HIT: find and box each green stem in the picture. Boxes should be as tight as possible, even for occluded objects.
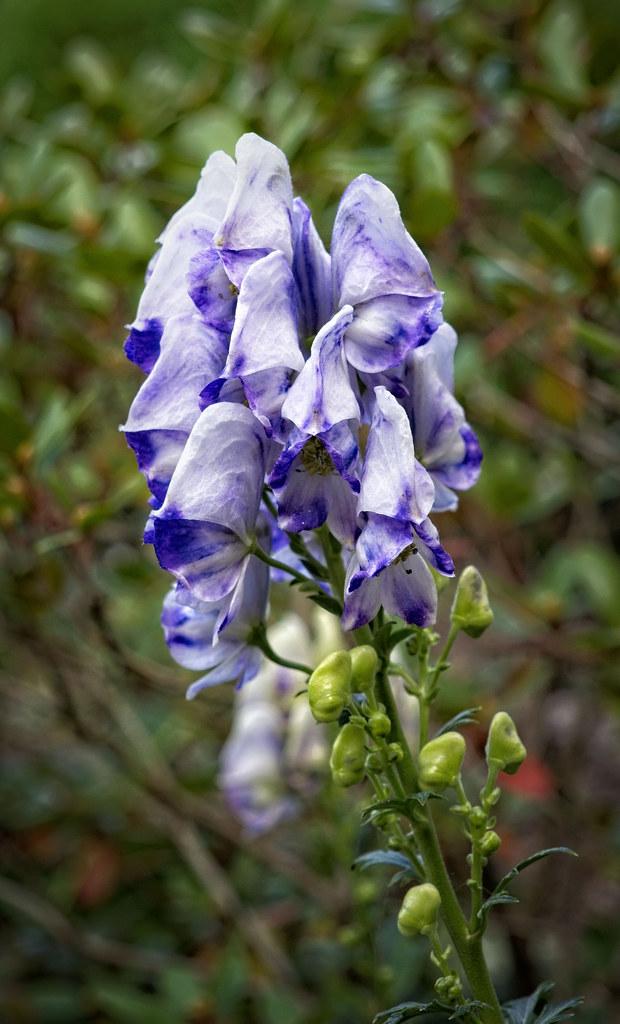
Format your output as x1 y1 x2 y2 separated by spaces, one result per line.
253 628 312 676
379 672 504 1024
252 543 312 587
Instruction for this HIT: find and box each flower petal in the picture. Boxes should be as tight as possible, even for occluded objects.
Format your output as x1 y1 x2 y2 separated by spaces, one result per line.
292 197 332 337
344 293 443 373
359 387 434 523
124 215 214 370
381 555 437 627
223 251 303 377
332 174 438 306
215 133 294 287
156 403 267 543
412 518 455 577
281 306 359 435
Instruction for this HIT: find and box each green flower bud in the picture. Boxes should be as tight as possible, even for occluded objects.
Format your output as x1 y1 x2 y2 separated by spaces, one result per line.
451 565 494 638
470 807 487 828
397 883 441 937
330 722 366 787
350 644 378 693
418 731 466 790
485 712 527 774
480 830 501 857
369 711 391 738
308 650 352 723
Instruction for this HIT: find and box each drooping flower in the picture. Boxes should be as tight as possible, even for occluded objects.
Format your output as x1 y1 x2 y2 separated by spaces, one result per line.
160 551 269 698
342 387 454 630
122 314 228 505
200 250 303 436
124 134 294 373
268 422 360 545
219 613 326 831
401 323 482 512
153 403 267 603
331 175 443 373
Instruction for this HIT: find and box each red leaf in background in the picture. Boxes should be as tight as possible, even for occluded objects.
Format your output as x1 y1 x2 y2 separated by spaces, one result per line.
501 755 555 799
75 838 121 908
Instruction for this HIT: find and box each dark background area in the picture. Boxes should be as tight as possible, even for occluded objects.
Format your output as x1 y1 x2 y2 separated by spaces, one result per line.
0 1 619 1021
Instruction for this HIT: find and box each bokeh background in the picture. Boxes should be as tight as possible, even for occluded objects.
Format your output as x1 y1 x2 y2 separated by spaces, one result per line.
1 1 619 1021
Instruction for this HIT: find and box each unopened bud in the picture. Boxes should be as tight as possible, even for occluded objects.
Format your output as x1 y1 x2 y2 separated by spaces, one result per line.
397 883 441 937
451 566 494 638
369 711 391 738
308 650 352 723
480 830 501 857
418 731 466 790
486 712 526 774
350 645 378 693
330 722 366 787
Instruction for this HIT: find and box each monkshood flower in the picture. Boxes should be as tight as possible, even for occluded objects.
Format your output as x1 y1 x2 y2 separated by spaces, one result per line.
401 323 482 512
342 387 454 630
160 550 269 698
153 403 267 604
330 175 443 373
219 614 327 832
124 133 295 373
268 422 360 545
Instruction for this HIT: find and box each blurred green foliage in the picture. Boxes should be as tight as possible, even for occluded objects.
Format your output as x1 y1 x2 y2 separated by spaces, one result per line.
0 1 619 1021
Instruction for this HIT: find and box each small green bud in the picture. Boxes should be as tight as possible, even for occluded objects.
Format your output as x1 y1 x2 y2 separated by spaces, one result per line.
365 751 383 773
486 712 527 774
308 650 352 723
388 742 404 762
418 731 466 790
368 711 391 738
480 830 501 857
451 565 494 638
330 722 366 787
350 645 378 693
470 807 486 828
397 883 441 937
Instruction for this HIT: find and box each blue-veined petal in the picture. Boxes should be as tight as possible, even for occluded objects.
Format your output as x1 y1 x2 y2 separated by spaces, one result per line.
281 306 359 435
124 215 215 371
332 174 438 306
412 518 455 577
155 403 266 543
215 134 294 287
223 251 303 377
344 292 443 372
292 197 332 337
122 313 228 500
359 386 434 523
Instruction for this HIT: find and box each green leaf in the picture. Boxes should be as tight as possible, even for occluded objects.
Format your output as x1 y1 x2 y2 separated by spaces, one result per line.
523 212 591 278
479 848 577 924
352 850 414 872
435 707 482 737
374 999 490 1023
361 792 442 824
502 982 583 1024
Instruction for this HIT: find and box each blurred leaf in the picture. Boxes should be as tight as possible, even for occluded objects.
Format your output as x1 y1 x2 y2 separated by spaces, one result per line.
578 178 620 264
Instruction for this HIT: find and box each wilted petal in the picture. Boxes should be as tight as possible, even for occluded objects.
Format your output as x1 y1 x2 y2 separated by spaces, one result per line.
216 134 294 287
281 306 359 435
223 251 303 377
359 387 434 523
344 292 443 373
292 197 332 337
332 174 438 306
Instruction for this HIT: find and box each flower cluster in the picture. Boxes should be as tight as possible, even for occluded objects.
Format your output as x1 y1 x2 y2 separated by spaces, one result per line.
122 134 481 693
